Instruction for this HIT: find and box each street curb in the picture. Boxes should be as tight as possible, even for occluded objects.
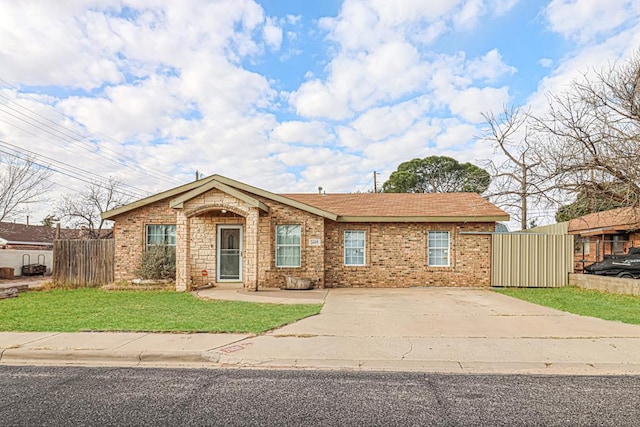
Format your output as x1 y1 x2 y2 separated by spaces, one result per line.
0 349 211 365
3 349 640 376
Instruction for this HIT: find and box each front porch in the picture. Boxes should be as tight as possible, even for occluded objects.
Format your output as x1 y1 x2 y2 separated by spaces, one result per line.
172 185 266 292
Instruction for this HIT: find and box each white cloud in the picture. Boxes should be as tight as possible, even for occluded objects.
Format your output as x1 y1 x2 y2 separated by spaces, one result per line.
539 58 554 68
449 86 511 123
289 79 352 120
434 121 478 149
349 97 430 141
3 0 637 227
527 21 640 114
454 0 486 30
544 0 637 42
270 121 331 145
488 0 519 16
467 49 517 81
263 17 283 50
0 2 123 89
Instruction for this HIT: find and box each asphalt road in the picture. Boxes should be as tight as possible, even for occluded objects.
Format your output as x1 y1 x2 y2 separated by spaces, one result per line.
1 366 639 426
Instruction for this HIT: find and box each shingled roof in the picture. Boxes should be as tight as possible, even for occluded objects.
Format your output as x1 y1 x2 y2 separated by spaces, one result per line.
568 207 640 235
0 222 85 246
103 174 509 222
284 192 507 221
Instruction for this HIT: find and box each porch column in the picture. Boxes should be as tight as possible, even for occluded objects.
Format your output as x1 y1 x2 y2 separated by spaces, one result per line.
176 211 190 292
244 207 259 291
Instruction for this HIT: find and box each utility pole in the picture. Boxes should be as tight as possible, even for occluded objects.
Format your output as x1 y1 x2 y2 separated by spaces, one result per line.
373 171 377 193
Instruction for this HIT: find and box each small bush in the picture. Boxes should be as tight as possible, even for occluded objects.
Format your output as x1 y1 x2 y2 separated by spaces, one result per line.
136 245 176 280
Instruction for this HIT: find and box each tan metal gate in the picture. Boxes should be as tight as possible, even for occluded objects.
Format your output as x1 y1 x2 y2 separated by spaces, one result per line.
491 234 574 287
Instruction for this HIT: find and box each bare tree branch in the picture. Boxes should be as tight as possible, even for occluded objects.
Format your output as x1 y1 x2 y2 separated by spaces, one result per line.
479 105 553 229
56 177 131 239
532 51 640 219
0 154 53 222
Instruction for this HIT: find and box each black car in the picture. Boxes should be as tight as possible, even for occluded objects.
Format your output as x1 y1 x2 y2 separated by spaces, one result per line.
584 247 640 279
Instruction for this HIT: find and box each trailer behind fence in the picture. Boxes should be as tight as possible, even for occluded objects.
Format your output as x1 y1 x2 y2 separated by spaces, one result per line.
53 239 114 286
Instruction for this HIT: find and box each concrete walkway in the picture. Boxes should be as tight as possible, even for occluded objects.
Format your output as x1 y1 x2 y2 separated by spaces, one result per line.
1 286 640 375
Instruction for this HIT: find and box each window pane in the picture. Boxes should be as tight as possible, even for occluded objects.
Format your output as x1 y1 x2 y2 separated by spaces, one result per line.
428 231 449 266
276 225 301 267
344 230 365 266
276 225 301 245
146 225 176 249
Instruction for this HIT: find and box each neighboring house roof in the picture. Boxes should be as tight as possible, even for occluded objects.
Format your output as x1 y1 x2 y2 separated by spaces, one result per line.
0 222 84 246
568 207 640 236
102 174 510 223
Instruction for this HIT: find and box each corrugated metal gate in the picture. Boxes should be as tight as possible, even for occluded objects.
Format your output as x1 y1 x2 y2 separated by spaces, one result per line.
491 234 574 287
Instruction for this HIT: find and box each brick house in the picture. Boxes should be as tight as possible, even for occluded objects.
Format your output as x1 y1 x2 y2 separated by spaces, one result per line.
102 175 509 291
569 207 640 272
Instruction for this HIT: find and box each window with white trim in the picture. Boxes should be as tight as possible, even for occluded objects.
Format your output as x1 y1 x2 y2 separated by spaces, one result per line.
428 231 450 266
344 230 366 266
146 224 176 250
276 225 301 267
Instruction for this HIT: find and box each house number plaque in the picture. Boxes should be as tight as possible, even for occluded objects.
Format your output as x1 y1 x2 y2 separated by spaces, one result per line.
309 238 321 246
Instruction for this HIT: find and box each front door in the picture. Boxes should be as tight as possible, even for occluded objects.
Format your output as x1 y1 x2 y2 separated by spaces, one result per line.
217 225 242 281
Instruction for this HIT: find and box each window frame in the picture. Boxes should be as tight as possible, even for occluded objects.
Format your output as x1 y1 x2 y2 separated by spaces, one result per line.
575 237 590 256
344 229 366 266
146 224 176 250
428 231 450 267
275 224 302 268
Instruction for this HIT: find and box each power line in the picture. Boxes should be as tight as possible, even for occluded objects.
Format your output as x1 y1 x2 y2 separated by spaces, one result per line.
0 100 182 188
0 78 185 187
0 143 147 199
0 139 149 197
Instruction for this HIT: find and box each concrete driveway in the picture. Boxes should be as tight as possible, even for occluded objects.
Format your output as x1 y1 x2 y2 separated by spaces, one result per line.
2 286 639 374
212 287 640 374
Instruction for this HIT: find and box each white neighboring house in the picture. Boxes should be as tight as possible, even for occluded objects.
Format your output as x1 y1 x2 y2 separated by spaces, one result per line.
0 222 83 277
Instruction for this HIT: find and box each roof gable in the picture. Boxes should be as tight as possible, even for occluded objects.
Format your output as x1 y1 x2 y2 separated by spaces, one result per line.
101 176 218 219
169 179 270 212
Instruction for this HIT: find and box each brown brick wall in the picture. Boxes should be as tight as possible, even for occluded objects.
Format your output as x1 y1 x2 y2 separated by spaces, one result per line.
254 195 325 288
324 221 493 287
112 198 178 281
112 188 495 288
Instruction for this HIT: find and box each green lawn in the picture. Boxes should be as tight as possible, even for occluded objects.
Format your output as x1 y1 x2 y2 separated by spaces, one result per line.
495 287 640 325
0 289 322 333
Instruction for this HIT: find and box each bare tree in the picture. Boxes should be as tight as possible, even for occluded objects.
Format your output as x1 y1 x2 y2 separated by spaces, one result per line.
0 154 52 222
480 106 551 230
56 178 131 239
533 52 640 217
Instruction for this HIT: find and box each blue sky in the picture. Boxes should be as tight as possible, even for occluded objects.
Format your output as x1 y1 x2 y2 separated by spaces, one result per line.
0 0 639 227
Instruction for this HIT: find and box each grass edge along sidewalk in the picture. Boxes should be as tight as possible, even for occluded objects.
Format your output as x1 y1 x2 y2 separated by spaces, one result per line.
495 286 640 325
0 288 322 334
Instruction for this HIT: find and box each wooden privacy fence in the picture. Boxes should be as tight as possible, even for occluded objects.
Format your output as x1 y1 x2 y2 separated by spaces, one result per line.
492 234 574 287
53 239 114 286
